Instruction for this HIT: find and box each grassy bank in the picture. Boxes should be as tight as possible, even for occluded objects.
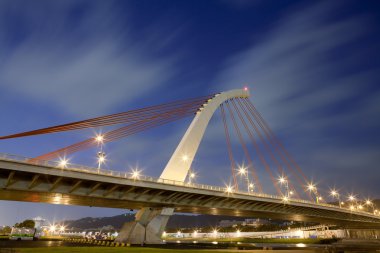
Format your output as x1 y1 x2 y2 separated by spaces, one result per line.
16 247 316 253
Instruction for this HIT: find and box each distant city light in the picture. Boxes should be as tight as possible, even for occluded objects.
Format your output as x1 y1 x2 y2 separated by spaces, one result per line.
49 225 56 232
59 225 65 232
348 195 356 201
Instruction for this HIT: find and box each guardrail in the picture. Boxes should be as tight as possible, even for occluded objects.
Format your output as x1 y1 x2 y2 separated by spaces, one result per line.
0 152 378 218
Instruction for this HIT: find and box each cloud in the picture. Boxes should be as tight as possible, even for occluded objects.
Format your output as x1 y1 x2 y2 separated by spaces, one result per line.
213 1 380 195
0 1 177 117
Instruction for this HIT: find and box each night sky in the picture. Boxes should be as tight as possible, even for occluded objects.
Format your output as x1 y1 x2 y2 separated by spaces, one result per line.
0 0 380 226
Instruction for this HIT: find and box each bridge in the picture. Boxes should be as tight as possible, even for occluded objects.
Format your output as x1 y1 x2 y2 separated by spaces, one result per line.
0 88 379 244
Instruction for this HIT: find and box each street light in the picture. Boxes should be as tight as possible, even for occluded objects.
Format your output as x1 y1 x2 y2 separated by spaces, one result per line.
238 164 251 193
278 176 286 184
249 183 255 193
97 151 106 171
307 183 316 192
225 185 233 194
131 169 141 180
364 199 375 213
95 134 104 143
238 166 247 175
330 189 341 208
306 182 321 204
58 158 68 169
95 133 106 172
278 176 291 198
188 170 196 184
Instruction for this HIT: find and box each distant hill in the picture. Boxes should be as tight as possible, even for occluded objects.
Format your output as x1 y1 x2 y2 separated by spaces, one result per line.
65 213 246 230
65 213 135 230
65 199 380 230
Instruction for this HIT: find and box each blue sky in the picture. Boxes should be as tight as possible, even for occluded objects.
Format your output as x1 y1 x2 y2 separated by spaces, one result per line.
0 0 379 226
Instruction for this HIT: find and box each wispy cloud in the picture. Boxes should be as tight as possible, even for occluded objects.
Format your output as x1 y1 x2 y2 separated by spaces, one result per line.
213 1 380 195
0 1 177 117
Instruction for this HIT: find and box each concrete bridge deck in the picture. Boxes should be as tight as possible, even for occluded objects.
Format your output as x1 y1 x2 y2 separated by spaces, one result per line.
1 152 380 229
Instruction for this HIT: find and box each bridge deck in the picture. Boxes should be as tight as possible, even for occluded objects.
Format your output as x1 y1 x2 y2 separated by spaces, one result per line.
1 152 380 228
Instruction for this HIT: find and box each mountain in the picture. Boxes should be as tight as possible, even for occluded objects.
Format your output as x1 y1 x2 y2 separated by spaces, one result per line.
64 213 246 230
64 199 380 230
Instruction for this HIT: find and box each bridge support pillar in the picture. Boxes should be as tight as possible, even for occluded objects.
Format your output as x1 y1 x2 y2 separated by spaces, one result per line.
115 207 173 244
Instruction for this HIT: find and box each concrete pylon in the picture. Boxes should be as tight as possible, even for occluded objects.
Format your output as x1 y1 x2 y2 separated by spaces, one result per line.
115 207 173 244
115 89 250 244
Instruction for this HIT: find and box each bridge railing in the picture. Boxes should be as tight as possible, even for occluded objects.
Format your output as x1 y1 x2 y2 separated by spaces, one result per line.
0 152 377 217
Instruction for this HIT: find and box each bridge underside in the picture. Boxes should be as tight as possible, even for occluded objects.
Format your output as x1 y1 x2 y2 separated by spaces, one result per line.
1 160 380 229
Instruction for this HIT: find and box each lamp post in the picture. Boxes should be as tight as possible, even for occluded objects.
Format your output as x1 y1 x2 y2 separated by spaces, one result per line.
97 151 105 172
307 182 320 203
330 190 341 208
95 134 105 172
238 164 250 193
364 199 375 213
188 170 196 184
278 176 291 198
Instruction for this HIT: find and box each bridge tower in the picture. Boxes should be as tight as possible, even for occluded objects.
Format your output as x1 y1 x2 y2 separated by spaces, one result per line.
115 88 250 244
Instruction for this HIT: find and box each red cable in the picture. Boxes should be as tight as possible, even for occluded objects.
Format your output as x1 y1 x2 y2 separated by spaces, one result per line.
0 95 212 139
235 99 282 196
225 101 263 194
220 104 238 190
32 104 200 161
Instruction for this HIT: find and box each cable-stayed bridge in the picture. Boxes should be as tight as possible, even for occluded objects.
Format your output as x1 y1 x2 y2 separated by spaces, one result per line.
0 88 379 244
